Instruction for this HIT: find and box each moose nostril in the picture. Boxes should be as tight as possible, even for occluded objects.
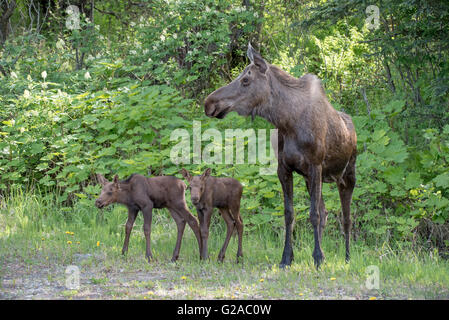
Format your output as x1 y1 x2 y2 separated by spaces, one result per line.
204 99 216 117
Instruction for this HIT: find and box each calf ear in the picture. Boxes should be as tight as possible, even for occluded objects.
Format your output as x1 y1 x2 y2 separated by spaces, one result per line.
181 168 191 181
97 174 108 186
247 42 267 74
113 174 121 190
201 168 211 180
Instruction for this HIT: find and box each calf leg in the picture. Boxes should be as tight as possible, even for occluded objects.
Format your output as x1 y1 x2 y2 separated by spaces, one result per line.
198 208 213 260
175 203 203 259
230 203 244 263
338 156 356 262
122 207 138 255
217 208 235 262
168 209 186 262
142 204 154 263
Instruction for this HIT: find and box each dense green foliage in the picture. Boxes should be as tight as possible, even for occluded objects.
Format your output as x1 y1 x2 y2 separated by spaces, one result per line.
1 0 448 254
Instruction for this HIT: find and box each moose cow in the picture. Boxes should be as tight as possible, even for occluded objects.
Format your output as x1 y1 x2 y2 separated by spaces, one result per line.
181 168 244 263
95 173 203 263
204 43 357 268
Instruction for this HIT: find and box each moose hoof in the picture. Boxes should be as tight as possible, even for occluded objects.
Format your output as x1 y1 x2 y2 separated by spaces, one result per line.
312 250 325 269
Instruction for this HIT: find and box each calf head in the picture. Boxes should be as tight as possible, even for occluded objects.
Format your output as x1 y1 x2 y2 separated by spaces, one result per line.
181 168 211 205
95 174 121 208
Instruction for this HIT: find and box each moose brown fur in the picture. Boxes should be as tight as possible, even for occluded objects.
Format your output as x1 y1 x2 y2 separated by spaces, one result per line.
95 173 202 263
204 43 357 268
181 168 244 262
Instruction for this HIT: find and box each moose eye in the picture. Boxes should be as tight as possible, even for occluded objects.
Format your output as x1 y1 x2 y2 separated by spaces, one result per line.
242 77 250 86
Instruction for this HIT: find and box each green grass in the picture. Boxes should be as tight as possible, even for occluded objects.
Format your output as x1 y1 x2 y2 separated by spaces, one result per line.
0 191 448 299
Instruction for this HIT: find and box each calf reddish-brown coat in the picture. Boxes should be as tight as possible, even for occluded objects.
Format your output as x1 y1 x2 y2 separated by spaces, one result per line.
204 43 357 268
95 173 202 262
181 168 244 262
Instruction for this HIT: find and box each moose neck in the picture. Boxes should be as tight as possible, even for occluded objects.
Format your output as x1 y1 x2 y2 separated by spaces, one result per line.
254 65 308 131
115 183 132 206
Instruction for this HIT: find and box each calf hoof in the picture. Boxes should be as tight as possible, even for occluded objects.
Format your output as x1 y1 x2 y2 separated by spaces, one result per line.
236 255 243 264
146 254 155 264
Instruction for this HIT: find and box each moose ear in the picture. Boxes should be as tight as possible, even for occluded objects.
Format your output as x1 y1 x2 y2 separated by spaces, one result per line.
247 42 255 63
201 168 211 180
97 174 108 186
247 42 267 74
181 168 191 181
113 174 120 189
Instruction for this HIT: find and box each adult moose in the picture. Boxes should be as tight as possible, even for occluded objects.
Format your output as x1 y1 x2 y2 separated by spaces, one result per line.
204 43 357 268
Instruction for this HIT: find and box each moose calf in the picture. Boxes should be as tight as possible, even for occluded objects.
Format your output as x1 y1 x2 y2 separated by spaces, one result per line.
181 168 243 262
95 173 202 263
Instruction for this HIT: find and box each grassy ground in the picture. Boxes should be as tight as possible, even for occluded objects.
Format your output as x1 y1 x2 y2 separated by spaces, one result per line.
1 191 448 300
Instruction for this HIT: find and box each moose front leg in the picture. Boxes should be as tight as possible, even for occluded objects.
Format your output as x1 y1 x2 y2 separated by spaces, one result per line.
309 165 324 268
122 207 138 255
199 207 213 260
278 163 294 268
142 204 154 263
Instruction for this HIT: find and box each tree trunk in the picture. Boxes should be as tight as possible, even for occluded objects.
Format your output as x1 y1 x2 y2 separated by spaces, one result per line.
0 0 16 47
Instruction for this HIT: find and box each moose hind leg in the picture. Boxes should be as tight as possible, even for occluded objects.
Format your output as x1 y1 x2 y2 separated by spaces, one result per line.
306 180 327 243
217 208 234 262
337 157 356 262
168 209 186 262
309 165 325 268
233 209 244 263
318 196 328 243
142 204 154 263
177 203 203 259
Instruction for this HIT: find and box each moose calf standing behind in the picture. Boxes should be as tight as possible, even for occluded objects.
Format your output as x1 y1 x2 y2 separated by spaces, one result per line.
181 168 244 263
95 173 202 263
